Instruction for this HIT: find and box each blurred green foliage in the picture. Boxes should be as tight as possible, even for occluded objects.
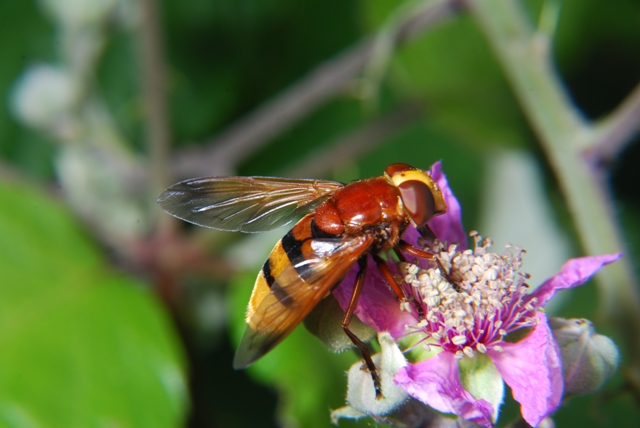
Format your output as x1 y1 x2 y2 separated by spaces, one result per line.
1 0 639 427
0 182 187 427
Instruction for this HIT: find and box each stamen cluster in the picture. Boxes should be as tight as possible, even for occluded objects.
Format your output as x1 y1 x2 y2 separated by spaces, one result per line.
399 232 538 359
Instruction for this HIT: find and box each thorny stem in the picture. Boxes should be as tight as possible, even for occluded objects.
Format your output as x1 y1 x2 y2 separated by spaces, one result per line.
468 0 640 367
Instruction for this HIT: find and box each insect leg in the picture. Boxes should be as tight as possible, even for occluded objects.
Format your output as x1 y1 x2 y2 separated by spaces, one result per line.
381 251 424 320
342 256 383 399
397 240 435 259
373 255 407 302
398 240 460 291
435 257 461 292
417 224 436 241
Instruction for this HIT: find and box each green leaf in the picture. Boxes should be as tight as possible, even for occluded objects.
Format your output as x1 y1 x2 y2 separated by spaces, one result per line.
458 354 504 423
0 183 188 428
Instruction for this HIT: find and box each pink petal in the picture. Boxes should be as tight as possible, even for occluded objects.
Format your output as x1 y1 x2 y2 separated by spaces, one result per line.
530 253 622 307
395 352 495 427
487 312 563 427
332 256 416 338
428 162 468 249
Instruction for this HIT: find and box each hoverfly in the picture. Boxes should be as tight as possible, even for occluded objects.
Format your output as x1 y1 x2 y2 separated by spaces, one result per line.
158 163 447 397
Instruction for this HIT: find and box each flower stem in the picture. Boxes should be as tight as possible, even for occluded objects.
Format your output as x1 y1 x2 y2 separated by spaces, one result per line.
468 0 640 366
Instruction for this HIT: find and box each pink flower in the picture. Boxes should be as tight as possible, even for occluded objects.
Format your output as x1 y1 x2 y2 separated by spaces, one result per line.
333 162 621 427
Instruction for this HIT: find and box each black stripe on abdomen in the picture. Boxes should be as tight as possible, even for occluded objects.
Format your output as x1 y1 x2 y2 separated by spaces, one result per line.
261 259 275 288
281 228 304 263
265 218 342 304
261 256 294 306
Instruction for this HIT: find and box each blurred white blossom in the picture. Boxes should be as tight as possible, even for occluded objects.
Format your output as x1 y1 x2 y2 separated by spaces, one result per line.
11 65 78 135
39 0 124 29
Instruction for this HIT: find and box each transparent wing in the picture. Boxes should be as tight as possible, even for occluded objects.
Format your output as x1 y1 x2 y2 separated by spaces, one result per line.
157 176 343 233
233 234 374 368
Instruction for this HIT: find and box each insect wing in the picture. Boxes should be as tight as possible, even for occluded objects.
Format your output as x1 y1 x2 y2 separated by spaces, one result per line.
233 233 374 368
157 176 343 233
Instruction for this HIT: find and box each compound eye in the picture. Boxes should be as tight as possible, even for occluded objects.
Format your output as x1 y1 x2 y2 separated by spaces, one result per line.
398 180 435 227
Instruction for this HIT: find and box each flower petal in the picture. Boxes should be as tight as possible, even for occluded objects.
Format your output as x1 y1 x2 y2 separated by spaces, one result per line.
487 312 563 427
333 258 416 338
530 253 622 307
428 161 467 249
395 352 494 427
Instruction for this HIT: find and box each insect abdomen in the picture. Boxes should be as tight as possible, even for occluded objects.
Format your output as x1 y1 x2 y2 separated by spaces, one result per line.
247 214 331 327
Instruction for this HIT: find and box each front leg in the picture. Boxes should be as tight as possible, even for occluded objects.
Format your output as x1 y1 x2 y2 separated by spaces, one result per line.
342 256 383 399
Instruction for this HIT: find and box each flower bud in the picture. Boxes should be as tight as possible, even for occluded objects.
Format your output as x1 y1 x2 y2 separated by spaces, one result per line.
549 317 619 397
331 332 408 422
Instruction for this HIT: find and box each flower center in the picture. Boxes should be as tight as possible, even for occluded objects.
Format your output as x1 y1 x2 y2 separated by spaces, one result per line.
399 231 538 359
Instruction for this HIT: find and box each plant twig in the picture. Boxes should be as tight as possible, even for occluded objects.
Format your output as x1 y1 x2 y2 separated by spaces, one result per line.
588 82 640 165
139 0 173 232
468 0 640 367
282 101 424 178
171 0 460 179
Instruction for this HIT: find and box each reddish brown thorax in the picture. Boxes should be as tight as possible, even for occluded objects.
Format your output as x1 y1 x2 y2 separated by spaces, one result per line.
313 177 407 242
312 164 446 251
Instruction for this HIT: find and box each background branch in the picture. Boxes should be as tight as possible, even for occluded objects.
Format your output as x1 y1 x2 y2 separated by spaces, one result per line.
589 82 640 165
283 101 425 178
139 0 173 233
170 0 460 179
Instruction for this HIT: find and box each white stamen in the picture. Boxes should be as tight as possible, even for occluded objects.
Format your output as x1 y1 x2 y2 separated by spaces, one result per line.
483 267 499 281
472 263 485 277
464 271 477 282
452 335 467 345
400 232 536 358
